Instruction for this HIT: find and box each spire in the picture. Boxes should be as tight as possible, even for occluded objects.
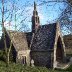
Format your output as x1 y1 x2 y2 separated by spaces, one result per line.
33 1 38 15
34 1 36 10
32 2 40 33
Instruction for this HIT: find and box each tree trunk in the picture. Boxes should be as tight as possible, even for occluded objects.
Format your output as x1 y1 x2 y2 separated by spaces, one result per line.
7 52 9 65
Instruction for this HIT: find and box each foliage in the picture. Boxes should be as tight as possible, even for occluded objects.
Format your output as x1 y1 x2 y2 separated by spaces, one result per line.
0 49 13 63
63 34 72 54
0 50 6 62
66 65 72 72
0 61 71 72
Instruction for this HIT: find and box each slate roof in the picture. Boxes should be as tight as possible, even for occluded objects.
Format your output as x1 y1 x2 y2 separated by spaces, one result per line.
0 28 32 51
26 32 32 47
31 23 57 51
0 23 57 52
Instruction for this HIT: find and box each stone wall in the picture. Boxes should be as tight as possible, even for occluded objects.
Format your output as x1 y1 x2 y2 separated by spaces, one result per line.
31 51 53 68
17 50 30 66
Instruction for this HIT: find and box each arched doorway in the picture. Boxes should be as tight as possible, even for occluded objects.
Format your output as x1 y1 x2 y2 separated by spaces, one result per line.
56 36 64 62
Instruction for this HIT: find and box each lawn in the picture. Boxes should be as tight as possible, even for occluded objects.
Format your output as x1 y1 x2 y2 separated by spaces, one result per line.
0 61 72 72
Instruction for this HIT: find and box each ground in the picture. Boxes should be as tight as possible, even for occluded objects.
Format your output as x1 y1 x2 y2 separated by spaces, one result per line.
0 59 72 72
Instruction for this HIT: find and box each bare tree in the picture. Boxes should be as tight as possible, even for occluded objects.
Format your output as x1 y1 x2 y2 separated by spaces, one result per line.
0 0 30 65
37 0 72 35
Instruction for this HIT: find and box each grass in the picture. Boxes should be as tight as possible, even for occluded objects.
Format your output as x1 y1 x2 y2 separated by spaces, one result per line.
0 50 71 72
0 61 72 72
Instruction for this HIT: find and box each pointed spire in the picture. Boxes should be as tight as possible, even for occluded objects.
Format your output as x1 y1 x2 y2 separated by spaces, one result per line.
32 2 40 33
34 1 36 10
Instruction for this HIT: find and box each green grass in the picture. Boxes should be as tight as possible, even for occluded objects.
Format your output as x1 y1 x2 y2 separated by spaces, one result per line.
0 61 72 72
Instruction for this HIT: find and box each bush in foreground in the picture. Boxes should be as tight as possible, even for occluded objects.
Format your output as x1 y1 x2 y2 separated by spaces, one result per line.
0 61 72 72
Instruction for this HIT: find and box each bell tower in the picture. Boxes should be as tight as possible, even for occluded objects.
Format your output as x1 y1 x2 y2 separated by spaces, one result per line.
32 2 40 33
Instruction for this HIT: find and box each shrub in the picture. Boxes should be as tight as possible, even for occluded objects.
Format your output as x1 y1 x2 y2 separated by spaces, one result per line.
0 50 6 62
0 61 72 72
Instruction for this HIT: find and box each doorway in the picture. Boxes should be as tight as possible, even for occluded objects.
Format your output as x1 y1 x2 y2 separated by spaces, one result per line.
56 36 64 62
22 56 26 65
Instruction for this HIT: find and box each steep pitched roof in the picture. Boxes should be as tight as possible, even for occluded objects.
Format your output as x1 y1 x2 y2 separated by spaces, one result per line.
0 27 32 51
31 23 57 51
26 32 32 47
6 30 29 51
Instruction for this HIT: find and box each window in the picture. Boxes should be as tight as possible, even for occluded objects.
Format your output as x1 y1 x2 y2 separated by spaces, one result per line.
22 56 26 65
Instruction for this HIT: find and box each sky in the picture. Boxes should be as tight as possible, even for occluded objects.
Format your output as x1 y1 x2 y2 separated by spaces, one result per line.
0 0 71 37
